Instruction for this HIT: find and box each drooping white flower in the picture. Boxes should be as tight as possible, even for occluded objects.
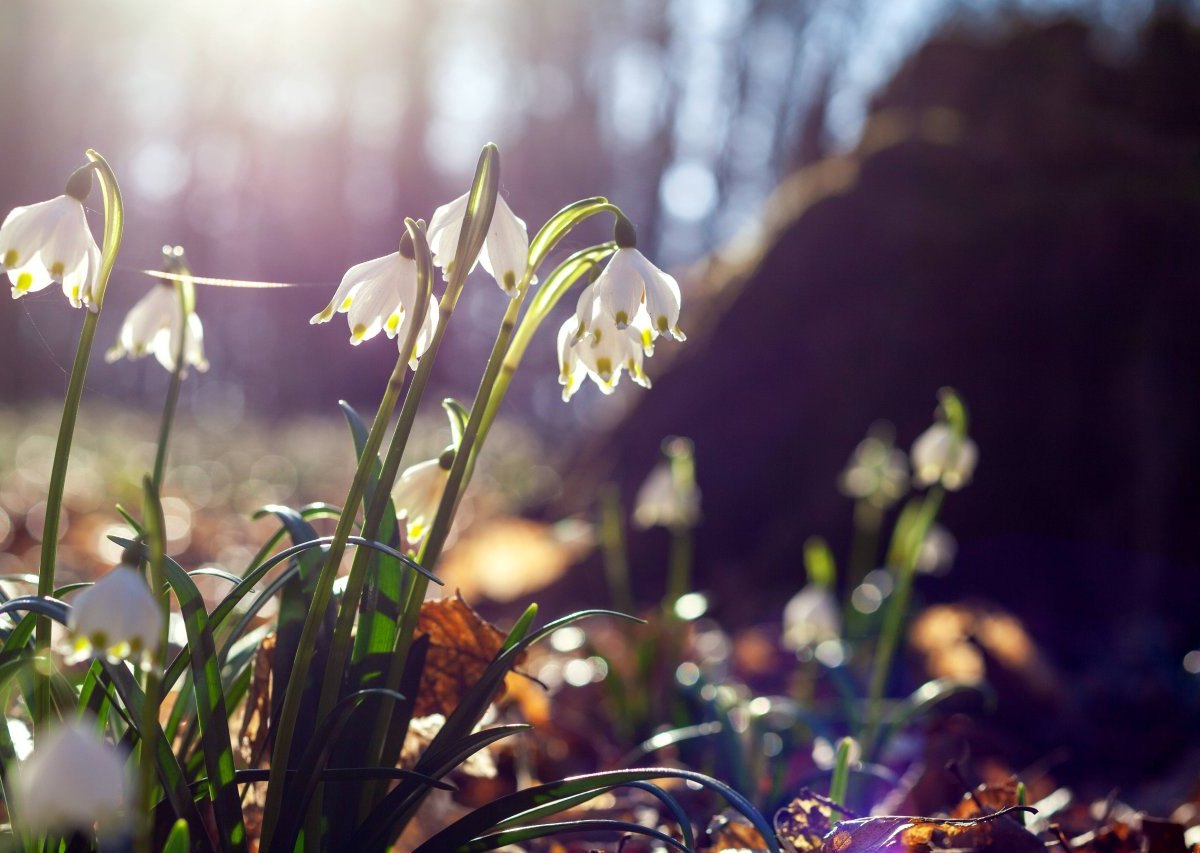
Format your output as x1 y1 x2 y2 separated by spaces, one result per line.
915 523 958 575
311 250 439 363
556 284 651 401
392 456 452 545
0 192 101 310
911 422 978 491
105 283 209 374
634 459 700 530
838 431 909 509
782 584 842 652
577 247 684 343
9 718 131 834
427 192 530 295
64 565 162 668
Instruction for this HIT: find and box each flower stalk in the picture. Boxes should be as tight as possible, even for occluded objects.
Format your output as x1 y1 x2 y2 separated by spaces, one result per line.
150 248 198 493
34 150 123 731
268 144 500 850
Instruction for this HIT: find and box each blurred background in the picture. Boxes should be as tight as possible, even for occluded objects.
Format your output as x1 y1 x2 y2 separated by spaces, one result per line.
3 0 1200 795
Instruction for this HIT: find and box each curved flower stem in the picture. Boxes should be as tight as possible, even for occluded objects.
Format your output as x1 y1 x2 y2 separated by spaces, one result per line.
33 151 123 732
150 260 196 493
861 486 943 758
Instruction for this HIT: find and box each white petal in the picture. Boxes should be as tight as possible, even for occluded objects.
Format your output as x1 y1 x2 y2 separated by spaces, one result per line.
557 316 586 401
630 250 683 340
310 253 398 324
0 197 71 270
8 256 54 298
186 312 210 372
392 458 449 542
595 249 645 330
67 566 162 663
346 265 404 345
478 196 530 295
427 193 471 277
406 296 440 369
40 198 93 283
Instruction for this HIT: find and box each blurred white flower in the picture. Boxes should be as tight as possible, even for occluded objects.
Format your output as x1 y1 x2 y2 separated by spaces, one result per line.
916 524 958 575
10 718 131 834
65 565 162 668
557 284 651 401
392 456 451 545
839 431 909 509
576 247 684 342
911 422 978 491
105 283 209 374
428 193 530 294
311 251 439 363
0 192 100 309
634 460 700 530
782 584 841 652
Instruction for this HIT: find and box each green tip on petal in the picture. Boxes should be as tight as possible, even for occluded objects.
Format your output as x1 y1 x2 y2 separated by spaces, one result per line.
2 249 17 268
351 323 367 343
614 311 628 327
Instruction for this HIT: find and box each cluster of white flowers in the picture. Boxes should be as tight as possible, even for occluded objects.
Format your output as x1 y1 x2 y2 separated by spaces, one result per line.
557 242 685 401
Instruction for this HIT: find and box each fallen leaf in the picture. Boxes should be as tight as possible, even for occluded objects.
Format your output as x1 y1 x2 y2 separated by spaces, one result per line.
825 806 1042 852
705 809 769 851
237 631 275 768
774 791 841 852
414 592 525 718
949 777 1020 819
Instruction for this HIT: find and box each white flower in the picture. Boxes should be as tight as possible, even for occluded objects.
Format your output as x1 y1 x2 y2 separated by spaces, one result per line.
634 460 700 529
911 422 978 491
838 433 909 509
10 718 132 834
576 247 684 342
782 584 841 652
427 192 530 295
392 456 451 545
916 524 957 575
311 251 439 364
557 284 651 401
105 283 209 373
0 194 101 309
65 565 162 667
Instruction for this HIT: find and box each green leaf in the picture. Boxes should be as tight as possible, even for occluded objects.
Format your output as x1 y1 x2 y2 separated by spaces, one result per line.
159 557 248 852
272 688 406 850
411 768 778 853
804 536 836 589
162 818 191 853
451 819 688 853
442 398 470 448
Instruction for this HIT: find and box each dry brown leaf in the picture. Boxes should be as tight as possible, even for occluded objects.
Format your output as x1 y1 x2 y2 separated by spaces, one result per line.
237 631 275 768
949 777 1021 819
705 809 770 851
824 807 1043 852
414 592 525 718
774 792 840 852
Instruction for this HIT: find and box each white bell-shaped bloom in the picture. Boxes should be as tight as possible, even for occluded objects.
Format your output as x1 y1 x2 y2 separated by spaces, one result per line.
634 461 701 529
577 248 684 342
311 251 440 364
916 524 958 575
65 565 162 668
392 456 451 545
838 433 909 509
0 194 101 309
9 718 131 834
782 584 842 652
911 422 978 491
427 193 531 295
105 283 209 374
557 284 651 401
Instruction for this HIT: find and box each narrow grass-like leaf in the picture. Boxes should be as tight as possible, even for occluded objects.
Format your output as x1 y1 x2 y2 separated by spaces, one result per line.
451 819 688 853
159 558 247 851
412 768 778 853
272 688 406 850
98 661 207 840
162 818 190 853
617 721 724 768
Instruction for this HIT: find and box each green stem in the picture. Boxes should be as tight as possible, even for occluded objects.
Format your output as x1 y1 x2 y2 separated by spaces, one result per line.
258 354 410 850
151 364 184 494
137 480 169 853
861 487 943 756
34 152 123 732
599 485 634 614
828 737 854 807
664 524 693 609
